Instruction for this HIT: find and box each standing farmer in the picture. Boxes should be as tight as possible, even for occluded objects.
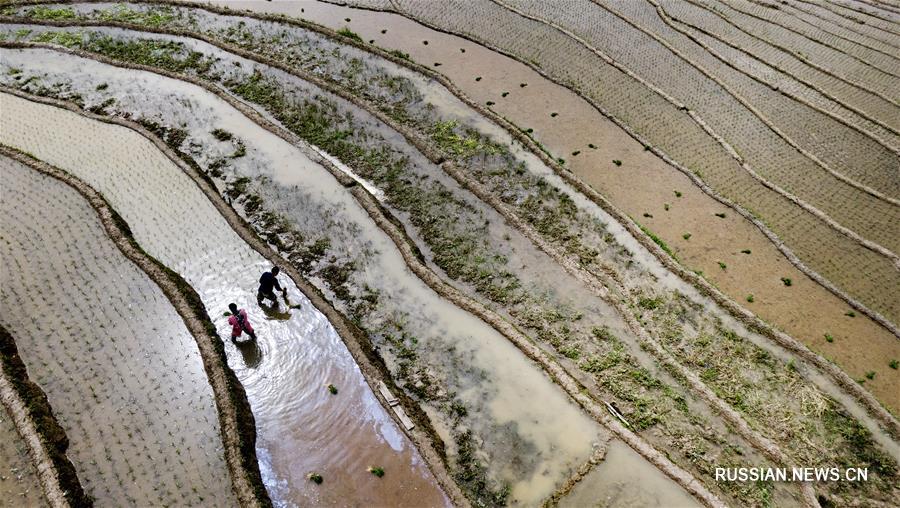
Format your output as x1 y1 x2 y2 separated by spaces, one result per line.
228 303 257 341
257 266 286 306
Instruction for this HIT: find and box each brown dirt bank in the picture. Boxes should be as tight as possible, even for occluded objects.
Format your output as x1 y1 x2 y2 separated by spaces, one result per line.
180 0 900 415
0 324 89 507
0 144 269 507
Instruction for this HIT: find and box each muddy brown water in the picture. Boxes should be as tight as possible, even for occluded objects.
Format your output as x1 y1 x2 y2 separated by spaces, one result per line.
0 405 46 507
200 0 900 413
0 85 617 505
0 155 235 506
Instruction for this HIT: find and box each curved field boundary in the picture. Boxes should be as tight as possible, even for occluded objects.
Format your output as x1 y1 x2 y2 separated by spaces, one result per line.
647 0 900 176
0 143 269 508
11 0 900 336
0 325 88 507
653 0 900 147
776 0 900 58
817 0 900 34
489 0 900 268
845 0 900 16
586 0 900 207
10 0 900 431
0 83 470 508
281 0 900 429
787 0 900 51
303 0 900 338
713 0 900 79
681 0 900 107
0 42 728 508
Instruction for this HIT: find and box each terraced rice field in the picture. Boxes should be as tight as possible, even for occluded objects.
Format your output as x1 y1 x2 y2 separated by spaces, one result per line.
0 155 235 506
0 1 898 507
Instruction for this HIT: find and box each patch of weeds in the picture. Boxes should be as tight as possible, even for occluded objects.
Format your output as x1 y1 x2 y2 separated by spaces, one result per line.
682 233 691 240
336 27 362 42
307 473 323 484
639 225 676 260
230 142 246 159
780 277 792 286
638 296 662 310
23 5 77 19
865 371 875 380
844 310 855 317
327 384 338 395
746 294 754 303
95 82 108 91
889 360 898 369
211 128 233 141
674 190 683 198
718 261 727 270
825 333 834 343
612 159 622 166
389 49 409 60
368 466 385 477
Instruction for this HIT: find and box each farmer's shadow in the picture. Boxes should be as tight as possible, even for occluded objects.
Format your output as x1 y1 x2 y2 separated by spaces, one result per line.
259 296 296 321
232 337 262 369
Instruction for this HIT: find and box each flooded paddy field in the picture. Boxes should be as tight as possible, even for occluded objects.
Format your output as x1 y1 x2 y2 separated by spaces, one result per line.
0 1 898 506
0 156 234 505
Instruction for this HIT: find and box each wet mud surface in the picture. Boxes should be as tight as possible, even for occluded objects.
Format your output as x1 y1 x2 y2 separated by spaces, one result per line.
0 155 235 506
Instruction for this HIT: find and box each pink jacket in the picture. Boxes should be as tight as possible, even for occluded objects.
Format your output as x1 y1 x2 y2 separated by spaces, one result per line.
228 309 254 338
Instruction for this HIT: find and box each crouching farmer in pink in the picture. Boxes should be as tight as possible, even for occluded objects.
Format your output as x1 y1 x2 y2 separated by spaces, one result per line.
228 303 257 341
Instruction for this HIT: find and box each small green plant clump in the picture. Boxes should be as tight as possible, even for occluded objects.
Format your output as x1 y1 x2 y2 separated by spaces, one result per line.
845 310 855 317
674 190 683 197
501 91 509 97
781 277 792 286
211 128 233 141
682 233 691 240
664 203 670 211
865 371 876 380
612 159 622 166
327 384 338 395
889 359 898 369
308 473 323 484
336 27 362 42
824 333 834 343
368 466 385 477
746 294 754 303
718 261 727 270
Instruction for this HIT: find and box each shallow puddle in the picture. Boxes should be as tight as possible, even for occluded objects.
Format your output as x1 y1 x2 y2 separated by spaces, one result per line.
0 156 235 506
